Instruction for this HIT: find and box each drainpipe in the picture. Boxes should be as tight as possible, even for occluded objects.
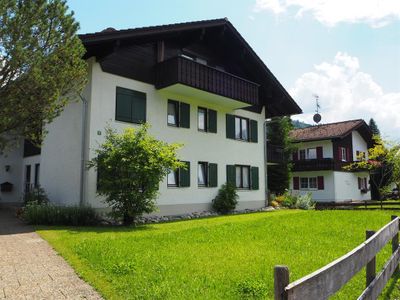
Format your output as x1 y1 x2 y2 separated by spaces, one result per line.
78 94 88 207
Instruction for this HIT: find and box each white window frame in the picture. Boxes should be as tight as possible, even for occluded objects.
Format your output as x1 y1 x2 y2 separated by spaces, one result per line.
307 148 317 159
341 147 347 162
299 149 306 160
300 177 318 190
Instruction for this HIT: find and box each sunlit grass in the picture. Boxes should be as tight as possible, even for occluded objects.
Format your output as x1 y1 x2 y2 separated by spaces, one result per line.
37 210 400 299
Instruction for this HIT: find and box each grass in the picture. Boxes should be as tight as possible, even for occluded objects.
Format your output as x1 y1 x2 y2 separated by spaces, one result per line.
37 210 400 299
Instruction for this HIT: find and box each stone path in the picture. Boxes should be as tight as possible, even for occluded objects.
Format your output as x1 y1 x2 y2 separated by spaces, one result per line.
0 207 103 299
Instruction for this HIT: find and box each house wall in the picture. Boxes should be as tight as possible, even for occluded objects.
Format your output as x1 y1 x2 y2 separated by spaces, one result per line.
290 170 335 202
352 130 369 160
84 61 266 214
0 140 24 204
295 140 333 158
334 171 371 201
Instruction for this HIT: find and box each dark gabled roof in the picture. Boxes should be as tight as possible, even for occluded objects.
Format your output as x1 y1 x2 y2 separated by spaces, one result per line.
79 18 302 117
290 119 373 144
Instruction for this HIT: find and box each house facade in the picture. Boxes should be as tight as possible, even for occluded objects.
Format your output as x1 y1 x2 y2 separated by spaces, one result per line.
0 19 301 215
289 120 373 202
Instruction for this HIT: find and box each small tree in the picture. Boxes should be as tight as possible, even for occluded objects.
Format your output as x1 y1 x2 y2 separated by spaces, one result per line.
88 125 184 225
344 136 400 202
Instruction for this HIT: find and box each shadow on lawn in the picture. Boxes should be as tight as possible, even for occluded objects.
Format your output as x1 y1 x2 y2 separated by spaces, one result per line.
37 223 159 235
382 270 400 299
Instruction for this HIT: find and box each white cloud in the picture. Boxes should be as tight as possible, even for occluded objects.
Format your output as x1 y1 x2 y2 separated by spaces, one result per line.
290 52 400 140
254 0 400 27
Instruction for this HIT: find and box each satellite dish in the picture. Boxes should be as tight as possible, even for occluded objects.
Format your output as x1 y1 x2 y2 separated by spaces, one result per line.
313 113 321 124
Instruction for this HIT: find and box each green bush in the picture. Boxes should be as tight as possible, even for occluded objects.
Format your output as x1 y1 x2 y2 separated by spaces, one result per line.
295 192 315 210
212 183 238 213
22 202 99 226
24 186 49 205
236 279 268 299
281 192 297 208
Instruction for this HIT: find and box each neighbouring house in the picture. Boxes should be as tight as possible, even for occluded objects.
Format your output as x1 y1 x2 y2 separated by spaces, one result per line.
289 119 373 202
0 18 301 215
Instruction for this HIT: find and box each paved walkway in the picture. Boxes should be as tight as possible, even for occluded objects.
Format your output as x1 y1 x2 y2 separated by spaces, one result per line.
0 207 103 299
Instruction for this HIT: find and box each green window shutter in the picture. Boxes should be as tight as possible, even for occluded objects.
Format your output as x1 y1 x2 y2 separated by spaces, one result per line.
226 114 235 139
116 88 133 122
208 109 217 133
179 102 190 128
226 165 236 185
250 120 258 143
251 166 259 190
208 163 218 187
131 90 146 123
179 161 190 187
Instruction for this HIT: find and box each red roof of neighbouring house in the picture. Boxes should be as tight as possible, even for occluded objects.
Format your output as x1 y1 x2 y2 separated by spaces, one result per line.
290 119 373 143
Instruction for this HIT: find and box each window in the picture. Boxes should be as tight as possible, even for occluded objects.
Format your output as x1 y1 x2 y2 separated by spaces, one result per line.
294 176 324 190
198 108 207 131
34 163 40 188
299 149 306 160
235 165 250 189
234 116 249 140
167 162 190 188
197 162 218 187
168 101 179 126
25 165 31 193
341 147 347 162
198 108 217 133
300 177 308 189
358 177 368 190
307 148 317 159
198 162 208 186
167 100 190 128
167 169 178 187
226 114 258 142
309 177 317 189
115 87 146 124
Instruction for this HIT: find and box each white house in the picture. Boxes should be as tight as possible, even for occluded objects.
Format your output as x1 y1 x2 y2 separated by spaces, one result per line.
289 119 373 202
0 19 302 215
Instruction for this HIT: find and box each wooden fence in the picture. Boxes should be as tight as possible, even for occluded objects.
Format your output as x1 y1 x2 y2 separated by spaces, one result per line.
274 216 400 300
316 201 400 210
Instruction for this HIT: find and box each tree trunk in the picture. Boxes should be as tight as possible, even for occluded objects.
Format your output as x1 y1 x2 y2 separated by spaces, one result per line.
123 213 134 226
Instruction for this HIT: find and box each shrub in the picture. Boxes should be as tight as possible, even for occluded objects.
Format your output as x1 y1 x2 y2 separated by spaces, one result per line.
22 202 99 226
274 194 285 204
212 183 238 213
236 279 268 299
295 192 315 210
24 186 49 205
270 200 280 208
281 192 297 208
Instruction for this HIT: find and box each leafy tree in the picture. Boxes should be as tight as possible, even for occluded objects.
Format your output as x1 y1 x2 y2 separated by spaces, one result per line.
267 116 294 195
0 0 87 149
344 136 400 202
369 118 380 136
88 125 184 225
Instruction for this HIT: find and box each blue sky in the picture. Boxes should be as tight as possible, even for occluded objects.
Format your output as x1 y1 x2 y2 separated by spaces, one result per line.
67 0 400 139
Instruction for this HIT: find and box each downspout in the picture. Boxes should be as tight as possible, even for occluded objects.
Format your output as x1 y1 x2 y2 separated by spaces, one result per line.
79 94 88 207
264 119 269 207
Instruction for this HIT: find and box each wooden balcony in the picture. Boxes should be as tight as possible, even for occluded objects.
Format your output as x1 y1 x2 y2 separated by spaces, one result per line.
292 158 353 172
267 144 284 164
155 56 259 106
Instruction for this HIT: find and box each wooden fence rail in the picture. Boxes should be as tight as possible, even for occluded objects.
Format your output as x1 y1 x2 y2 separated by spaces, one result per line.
274 216 400 300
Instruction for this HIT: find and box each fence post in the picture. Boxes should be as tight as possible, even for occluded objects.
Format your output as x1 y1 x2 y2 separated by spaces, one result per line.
366 230 376 287
274 265 289 300
392 215 399 273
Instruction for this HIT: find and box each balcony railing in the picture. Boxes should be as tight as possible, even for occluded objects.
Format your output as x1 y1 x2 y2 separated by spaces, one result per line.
292 158 352 171
267 144 284 164
155 56 259 105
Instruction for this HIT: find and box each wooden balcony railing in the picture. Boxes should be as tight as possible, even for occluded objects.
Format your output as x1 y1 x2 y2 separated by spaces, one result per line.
292 158 352 171
155 56 259 105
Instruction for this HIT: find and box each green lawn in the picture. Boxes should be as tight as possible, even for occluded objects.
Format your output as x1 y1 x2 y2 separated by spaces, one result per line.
37 210 400 299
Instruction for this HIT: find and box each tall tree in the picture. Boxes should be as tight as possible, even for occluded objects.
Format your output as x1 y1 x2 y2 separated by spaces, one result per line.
266 116 293 195
369 118 380 136
0 0 87 149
